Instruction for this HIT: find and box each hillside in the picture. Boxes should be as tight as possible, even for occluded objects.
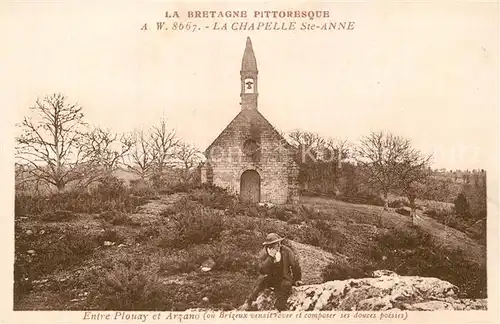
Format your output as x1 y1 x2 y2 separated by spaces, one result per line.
14 186 487 310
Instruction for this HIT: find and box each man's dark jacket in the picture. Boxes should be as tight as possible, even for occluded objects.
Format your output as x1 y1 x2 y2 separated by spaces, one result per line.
257 245 302 284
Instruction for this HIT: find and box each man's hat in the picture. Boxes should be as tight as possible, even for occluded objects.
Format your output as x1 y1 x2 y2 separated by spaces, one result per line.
262 233 285 246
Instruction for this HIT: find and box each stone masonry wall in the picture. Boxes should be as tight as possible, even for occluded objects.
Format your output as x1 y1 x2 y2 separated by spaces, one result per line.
206 110 298 204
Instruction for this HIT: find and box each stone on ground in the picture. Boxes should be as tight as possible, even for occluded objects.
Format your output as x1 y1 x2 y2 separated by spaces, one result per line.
244 270 486 311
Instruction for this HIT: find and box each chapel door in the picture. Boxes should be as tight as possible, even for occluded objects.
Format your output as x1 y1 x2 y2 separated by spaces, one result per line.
240 170 260 203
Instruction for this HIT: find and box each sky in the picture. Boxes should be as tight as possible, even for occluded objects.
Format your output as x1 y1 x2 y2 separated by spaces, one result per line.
1 1 498 171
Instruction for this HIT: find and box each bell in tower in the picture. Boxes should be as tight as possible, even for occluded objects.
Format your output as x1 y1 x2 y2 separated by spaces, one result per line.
240 37 258 110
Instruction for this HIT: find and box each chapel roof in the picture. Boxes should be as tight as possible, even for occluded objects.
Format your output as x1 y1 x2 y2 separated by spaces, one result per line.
241 37 258 72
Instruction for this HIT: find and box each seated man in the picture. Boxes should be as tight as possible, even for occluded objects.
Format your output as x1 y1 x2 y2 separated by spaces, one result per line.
241 233 302 311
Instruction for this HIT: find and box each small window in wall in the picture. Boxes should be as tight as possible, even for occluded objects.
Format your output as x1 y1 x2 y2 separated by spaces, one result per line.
242 138 260 156
244 78 255 93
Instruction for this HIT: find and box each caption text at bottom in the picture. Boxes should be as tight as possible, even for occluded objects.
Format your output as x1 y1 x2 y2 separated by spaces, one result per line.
83 311 408 322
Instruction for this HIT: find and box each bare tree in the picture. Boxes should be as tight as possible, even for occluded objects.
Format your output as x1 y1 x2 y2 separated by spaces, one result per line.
175 143 203 182
125 129 157 180
324 138 351 163
287 130 325 163
150 119 179 178
397 167 432 225
355 131 431 211
81 127 133 173
70 127 133 190
15 93 88 193
323 138 351 195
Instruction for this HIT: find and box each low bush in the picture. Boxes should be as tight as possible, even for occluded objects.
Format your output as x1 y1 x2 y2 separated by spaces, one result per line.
395 207 410 216
311 219 346 254
15 176 148 217
96 228 125 245
189 186 238 211
287 225 325 247
159 182 197 195
287 215 305 225
159 273 254 311
134 227 161 243
424 209 486 246
322 261 374 282
15 191 147 216
39 210 76 222
299 205 328 220
160 207 224 248
88 258 166 310
97 211 138 226
370 226 486 298
388 199 408 208
339 192 385 207
159 242 258 277
129 181 158 200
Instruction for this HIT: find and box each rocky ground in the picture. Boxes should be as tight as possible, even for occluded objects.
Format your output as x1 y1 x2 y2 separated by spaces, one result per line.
245 270 487 311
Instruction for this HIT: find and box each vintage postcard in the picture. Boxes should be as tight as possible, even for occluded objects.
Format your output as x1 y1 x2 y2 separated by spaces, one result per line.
0 1 498 324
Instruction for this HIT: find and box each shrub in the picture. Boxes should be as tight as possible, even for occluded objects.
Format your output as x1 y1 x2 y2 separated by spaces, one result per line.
287 225 325 247
370 226 486 298
97 211 138 226
15 176 148 216
159 242 258 276
160 273 254 311
287 215 305 225
39 210 76 222
395 207 410 216
454 193 471 218
89 253 254 311
89 258 166 310
161 207 224 248
311 219 346 253
96 228 125 245
15 191 147 216
14 227 97 301
94 176 128 199
159 182 196 195
339 192 385 207
322 261 373 282
189 186 238 210
299 205 328 220
134 227 161 243
388 199 408 208
272 207 292 222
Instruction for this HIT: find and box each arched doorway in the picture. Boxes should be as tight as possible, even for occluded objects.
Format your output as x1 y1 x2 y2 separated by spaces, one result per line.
240 170 260 203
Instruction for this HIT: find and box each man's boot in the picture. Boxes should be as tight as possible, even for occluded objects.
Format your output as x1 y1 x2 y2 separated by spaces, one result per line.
274 280 292 311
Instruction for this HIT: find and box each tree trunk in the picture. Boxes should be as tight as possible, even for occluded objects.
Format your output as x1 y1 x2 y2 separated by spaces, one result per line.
56 182 65 193
383 192 389 211
409 198 417 225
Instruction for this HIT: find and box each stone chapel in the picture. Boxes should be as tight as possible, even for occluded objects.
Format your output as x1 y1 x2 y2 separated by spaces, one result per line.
201 37 299 204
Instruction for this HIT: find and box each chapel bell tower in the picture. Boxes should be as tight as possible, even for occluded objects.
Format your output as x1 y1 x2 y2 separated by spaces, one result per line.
240 37 258 110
